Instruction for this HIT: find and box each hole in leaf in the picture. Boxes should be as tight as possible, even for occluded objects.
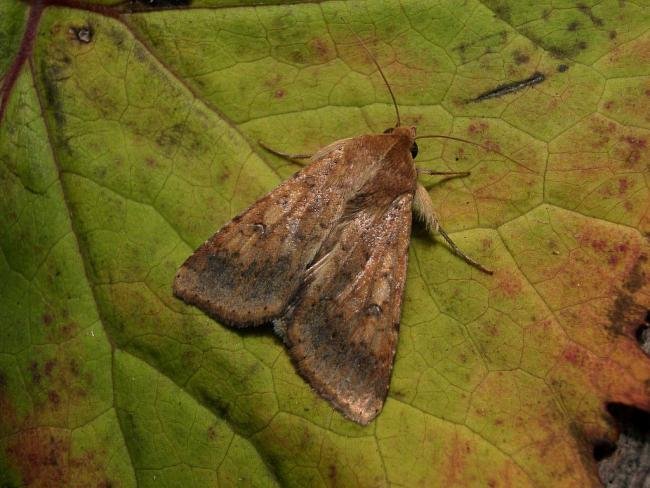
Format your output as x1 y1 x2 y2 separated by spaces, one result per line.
606 403 650 437
593 440 617 461
597 402 650 485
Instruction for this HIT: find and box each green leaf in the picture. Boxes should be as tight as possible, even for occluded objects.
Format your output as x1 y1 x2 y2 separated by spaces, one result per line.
1 0 648 486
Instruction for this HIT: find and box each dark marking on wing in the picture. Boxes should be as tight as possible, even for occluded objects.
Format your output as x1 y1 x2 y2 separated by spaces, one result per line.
279 194 414 424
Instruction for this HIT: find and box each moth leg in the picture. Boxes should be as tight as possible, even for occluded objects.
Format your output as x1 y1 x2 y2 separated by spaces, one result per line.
413 183 493 275
417 167 470 177
258 141 311 164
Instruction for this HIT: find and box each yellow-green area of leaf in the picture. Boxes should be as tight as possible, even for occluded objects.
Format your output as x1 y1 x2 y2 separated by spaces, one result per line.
1 0 649 486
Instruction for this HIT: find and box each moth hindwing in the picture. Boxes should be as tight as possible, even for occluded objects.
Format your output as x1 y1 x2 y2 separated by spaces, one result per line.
173 127 418 424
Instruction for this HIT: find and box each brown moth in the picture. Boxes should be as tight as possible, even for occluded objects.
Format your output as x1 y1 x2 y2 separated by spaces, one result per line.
173 36 494 425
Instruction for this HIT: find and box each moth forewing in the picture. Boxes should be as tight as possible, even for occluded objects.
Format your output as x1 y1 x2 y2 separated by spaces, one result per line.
173 128 419 424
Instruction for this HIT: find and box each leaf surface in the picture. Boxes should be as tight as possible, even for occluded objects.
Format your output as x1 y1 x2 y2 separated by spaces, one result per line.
1 1 649 486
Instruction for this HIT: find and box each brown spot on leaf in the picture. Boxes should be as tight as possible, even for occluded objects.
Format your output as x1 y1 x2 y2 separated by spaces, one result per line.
567 21 581 32
274 89 285 99
623 254 647 293
44 360 56 377
29 362 41 384
513 51 529 64
577 3 604 27
310 38 330 59
495 270 523 298
468 121 489 134
48 390 60 406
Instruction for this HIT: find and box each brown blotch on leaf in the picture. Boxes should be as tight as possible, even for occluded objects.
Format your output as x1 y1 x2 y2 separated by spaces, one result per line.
624 254 646 293
29 361 41 384
577 3 604 27
48 390 61 406
567 20 581 32
512 50 530 65
608 292 647 336
6 429 69 486
310 38 330 59
44 360 56 377
557 64 569 73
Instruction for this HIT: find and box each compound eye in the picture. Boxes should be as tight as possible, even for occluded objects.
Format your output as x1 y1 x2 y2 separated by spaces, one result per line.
410 141 419 159
383 127 394 134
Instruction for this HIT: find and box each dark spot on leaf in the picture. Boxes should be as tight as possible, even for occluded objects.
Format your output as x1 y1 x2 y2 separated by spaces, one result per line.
328 464 337 480
68 359 80 377
69 25 93 43
131 0 192 7
106 26 126 47
310 38 330 59
290 50 305 64
577 3 604 27
557 64 569 73
42 313 53 325
44 360 56 376
491 3 511 23
609 30 617 39
567 20 581 32
512 50 529 64
623 254 646 293
593 439 617 461
48 390 60 406
274 89 285 98
207 426 217 441
29 362 41 384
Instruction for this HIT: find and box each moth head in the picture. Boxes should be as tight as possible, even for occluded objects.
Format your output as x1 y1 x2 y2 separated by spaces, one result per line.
383 126 418 159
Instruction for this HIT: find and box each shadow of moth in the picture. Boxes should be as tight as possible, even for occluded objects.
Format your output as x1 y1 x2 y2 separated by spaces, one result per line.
173 31 496 425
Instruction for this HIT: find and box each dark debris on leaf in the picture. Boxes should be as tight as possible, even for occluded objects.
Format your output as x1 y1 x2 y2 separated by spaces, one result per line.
69 26 93 44
129 0 192 8
470 72 545 102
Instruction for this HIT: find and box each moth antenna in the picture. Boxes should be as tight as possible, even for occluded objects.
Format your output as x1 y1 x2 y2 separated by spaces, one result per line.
416 134 534 173
340 17 401 127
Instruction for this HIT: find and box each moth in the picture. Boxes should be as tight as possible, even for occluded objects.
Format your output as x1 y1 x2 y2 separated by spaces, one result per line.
173 36 495 425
